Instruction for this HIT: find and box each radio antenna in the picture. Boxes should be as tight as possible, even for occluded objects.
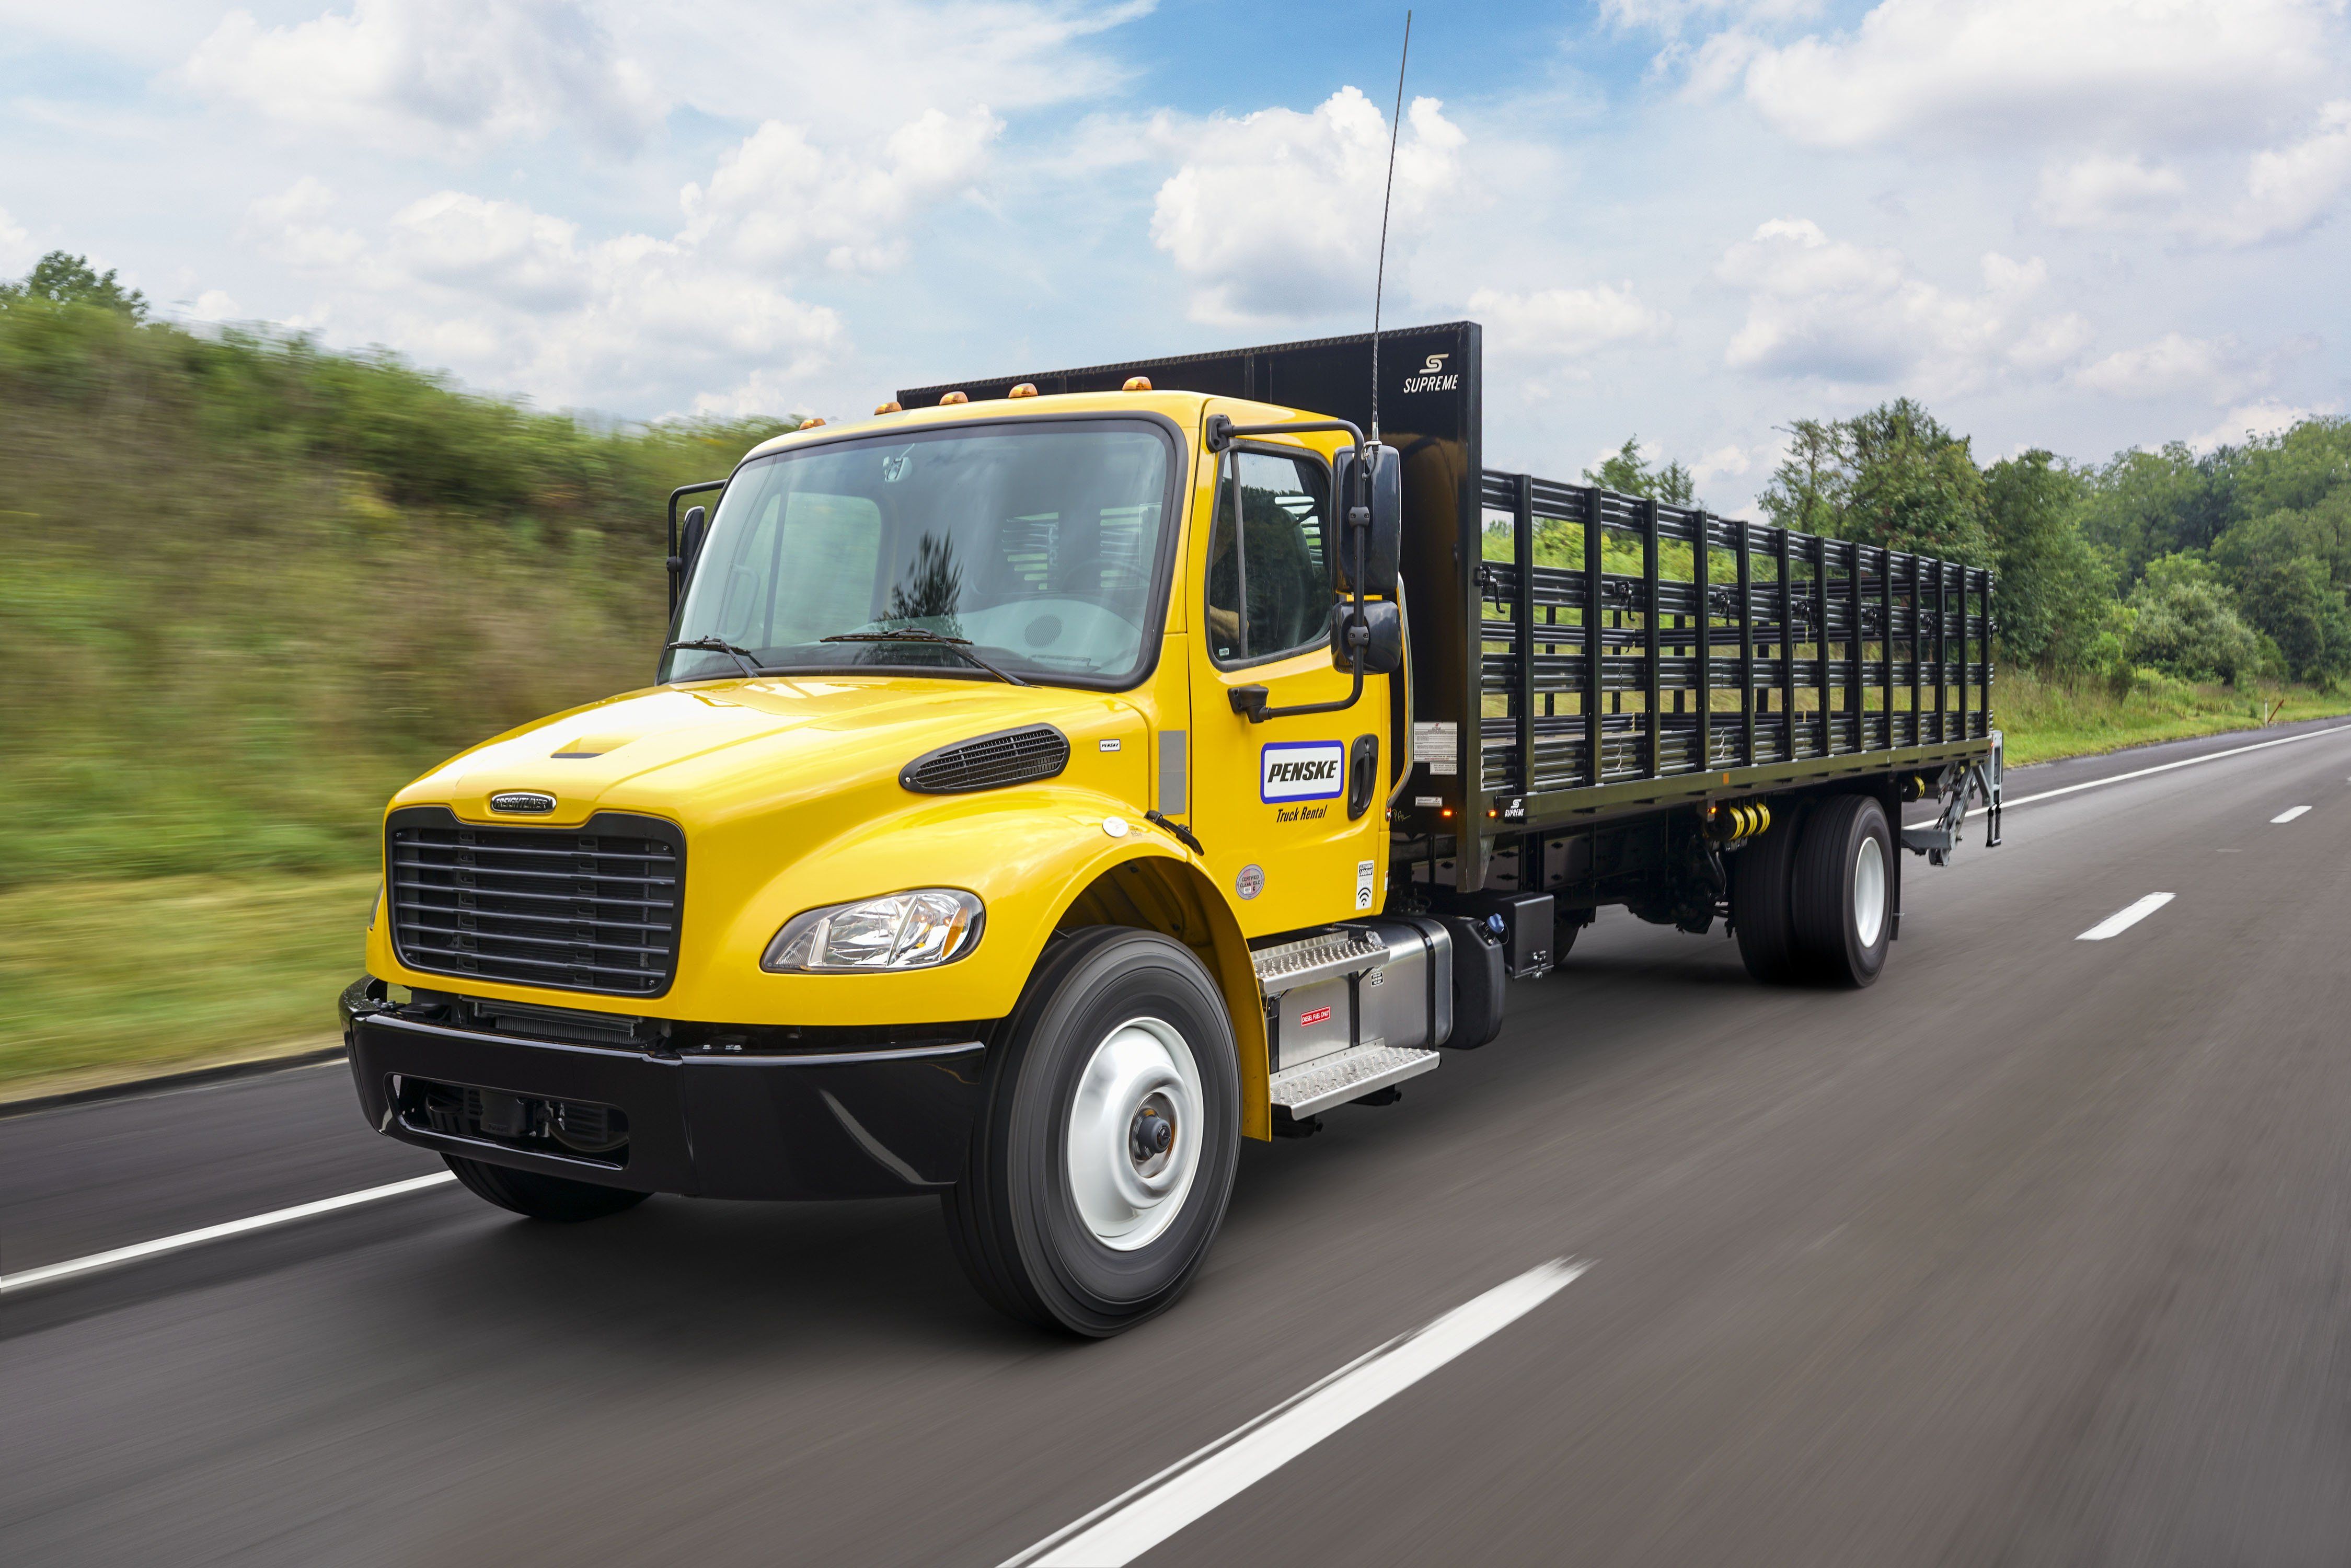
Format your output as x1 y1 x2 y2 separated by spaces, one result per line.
1370 8 1411 446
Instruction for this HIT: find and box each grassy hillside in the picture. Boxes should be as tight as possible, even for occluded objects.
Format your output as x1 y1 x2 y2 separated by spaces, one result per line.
0 299 782 891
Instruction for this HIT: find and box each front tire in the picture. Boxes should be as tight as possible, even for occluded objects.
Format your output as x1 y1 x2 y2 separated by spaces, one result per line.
443 1155 651 1222
1791 794 1893 988
943 927 1240 1337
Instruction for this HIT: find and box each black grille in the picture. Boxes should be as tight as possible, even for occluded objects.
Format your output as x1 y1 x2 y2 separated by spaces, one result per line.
900 724 1071 793
386 808 684 998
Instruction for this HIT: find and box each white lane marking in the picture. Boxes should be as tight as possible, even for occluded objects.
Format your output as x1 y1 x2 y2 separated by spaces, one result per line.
2077 893 2175 942
1924 723 2351 826
2273 805 2311 823
1002 1258 1590 1568
0 1171 457 1295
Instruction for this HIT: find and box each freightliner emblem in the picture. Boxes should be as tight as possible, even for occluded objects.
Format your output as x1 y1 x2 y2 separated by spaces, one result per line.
489 791 557 813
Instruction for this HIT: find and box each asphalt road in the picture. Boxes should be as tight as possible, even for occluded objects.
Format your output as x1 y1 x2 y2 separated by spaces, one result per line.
7 719 2351 1566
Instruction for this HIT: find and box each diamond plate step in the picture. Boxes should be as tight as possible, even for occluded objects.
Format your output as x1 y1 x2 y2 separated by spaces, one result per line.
1268 1042 1438 1117
1251 927 1388 995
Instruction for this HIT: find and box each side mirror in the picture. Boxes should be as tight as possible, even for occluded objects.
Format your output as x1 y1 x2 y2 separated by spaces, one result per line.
1333 443 1402 598
678 505 709 586
1330 599 1404 675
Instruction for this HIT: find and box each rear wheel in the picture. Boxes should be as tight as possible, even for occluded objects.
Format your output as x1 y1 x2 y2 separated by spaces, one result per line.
1791 794 1893 988
943 927 1240 1336
443 1155 650 1222
1731 806 1805 984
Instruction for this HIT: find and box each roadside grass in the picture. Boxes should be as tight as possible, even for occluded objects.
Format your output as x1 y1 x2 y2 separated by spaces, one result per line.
1997 669 2351 766
0 872 373 1100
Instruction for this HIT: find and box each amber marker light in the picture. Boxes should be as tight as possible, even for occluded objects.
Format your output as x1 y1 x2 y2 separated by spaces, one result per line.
1009 383 1039 398
874 400 902 414
940 390 969 405
1122 376 1152 391
799 417 826 429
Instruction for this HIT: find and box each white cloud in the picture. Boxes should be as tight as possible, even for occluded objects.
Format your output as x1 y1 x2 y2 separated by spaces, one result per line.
1715 218 2084 392
181 0 662 155
245 178 842 414
1467 285 1670 358
2072 332 2265 401
0 206 35 276
682 107 1001 274
2187 398 2340 453
1149 88 1466 325
2035 153 2187 229
2209 100 2351 245
1728 0 2336 151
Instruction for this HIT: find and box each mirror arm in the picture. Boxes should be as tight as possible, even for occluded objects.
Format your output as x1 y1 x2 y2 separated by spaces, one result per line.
666 479 728 617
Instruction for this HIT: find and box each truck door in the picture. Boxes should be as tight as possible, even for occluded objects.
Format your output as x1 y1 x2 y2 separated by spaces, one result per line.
1186 423 1389 936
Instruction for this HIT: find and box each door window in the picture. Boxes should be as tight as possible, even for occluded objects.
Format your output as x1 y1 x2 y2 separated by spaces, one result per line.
1206 449 1331 665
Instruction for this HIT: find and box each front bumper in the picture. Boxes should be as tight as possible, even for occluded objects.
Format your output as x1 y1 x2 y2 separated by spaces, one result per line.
338 981 985 1200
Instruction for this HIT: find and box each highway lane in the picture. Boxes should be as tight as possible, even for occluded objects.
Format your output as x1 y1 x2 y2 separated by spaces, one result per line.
4 718 2350 1565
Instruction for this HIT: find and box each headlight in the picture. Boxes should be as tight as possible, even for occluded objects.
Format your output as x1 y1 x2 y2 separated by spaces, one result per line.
761 889 984 973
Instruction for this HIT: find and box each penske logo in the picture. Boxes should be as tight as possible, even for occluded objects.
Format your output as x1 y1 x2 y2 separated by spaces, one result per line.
1261 740 1345 803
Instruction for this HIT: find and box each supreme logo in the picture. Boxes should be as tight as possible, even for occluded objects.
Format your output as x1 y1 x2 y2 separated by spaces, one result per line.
1299 1006 1333 1028
1260 740 1345 803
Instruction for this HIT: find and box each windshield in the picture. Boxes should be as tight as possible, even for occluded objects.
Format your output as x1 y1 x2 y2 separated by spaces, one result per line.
663 420 1174 687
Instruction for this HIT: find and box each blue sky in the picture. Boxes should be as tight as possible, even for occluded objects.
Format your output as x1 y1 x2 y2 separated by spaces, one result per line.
3 0 2345 511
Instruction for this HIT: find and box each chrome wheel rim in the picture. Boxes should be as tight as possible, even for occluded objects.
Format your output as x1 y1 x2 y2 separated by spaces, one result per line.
1066 1016 1203 1251
1853 834 1888 949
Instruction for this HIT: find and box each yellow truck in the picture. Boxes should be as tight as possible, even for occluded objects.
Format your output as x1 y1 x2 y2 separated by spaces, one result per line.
339 322 1999 1335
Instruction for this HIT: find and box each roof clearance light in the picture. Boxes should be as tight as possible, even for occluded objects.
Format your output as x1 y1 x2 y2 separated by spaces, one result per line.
940 390 969 405
1122 376 1152 392
799 416 826 429
1009 383 1038 398
874 400 902 414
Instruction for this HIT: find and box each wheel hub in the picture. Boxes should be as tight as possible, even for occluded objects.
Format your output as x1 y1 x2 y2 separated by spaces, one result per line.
1067 1017 1203 1251
1853 834 1887 948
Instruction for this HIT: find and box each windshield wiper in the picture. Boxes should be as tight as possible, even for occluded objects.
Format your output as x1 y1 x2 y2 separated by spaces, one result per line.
664 636 764 679
820 629 1029 687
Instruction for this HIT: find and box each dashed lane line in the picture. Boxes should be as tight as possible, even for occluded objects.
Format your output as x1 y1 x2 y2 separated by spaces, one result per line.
2077 893 2175 942
1000 1258 1591 1568
0 1171 458 1295
2273 805 2312 823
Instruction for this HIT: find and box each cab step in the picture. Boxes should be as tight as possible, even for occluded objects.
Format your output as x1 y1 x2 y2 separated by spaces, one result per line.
1268 1041 1438 1118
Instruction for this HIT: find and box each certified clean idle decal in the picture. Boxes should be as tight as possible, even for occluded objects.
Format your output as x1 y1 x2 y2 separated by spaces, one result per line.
1260 740 1345 804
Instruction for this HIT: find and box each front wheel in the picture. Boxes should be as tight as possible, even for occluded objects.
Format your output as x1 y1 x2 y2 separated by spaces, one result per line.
943 927 1240 1336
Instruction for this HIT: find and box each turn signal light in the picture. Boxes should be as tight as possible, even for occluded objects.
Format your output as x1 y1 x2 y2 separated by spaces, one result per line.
940 390 968 405
874 400 902 414
1123 376 1152 391
1009 383 1038 398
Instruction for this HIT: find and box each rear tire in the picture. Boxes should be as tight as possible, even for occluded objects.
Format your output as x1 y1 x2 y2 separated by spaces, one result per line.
443 1155 650 1222
1731 806 1804 984
1791 794 1893 988
943 927 1240 1337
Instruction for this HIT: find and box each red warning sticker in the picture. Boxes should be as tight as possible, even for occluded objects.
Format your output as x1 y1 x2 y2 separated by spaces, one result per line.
1299 1006 1333 1027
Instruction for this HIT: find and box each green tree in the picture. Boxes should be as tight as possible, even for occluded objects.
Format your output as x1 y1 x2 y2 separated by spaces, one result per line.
1757 418 1847 535
0 250 148 320
1982 450 2116 672
2077 442 2234 582
1756 400 1990 564
2212 510 2351 681
1837 399 1992 563
2123 554 2276 684
1583 437 1696 505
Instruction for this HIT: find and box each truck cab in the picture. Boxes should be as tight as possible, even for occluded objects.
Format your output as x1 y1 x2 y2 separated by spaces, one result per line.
341 322 1997 1336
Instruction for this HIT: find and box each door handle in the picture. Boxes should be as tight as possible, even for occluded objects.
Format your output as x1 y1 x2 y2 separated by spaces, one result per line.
1347 735 1379 820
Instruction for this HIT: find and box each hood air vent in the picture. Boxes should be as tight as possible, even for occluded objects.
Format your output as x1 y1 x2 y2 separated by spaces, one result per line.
901 724 1071 794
